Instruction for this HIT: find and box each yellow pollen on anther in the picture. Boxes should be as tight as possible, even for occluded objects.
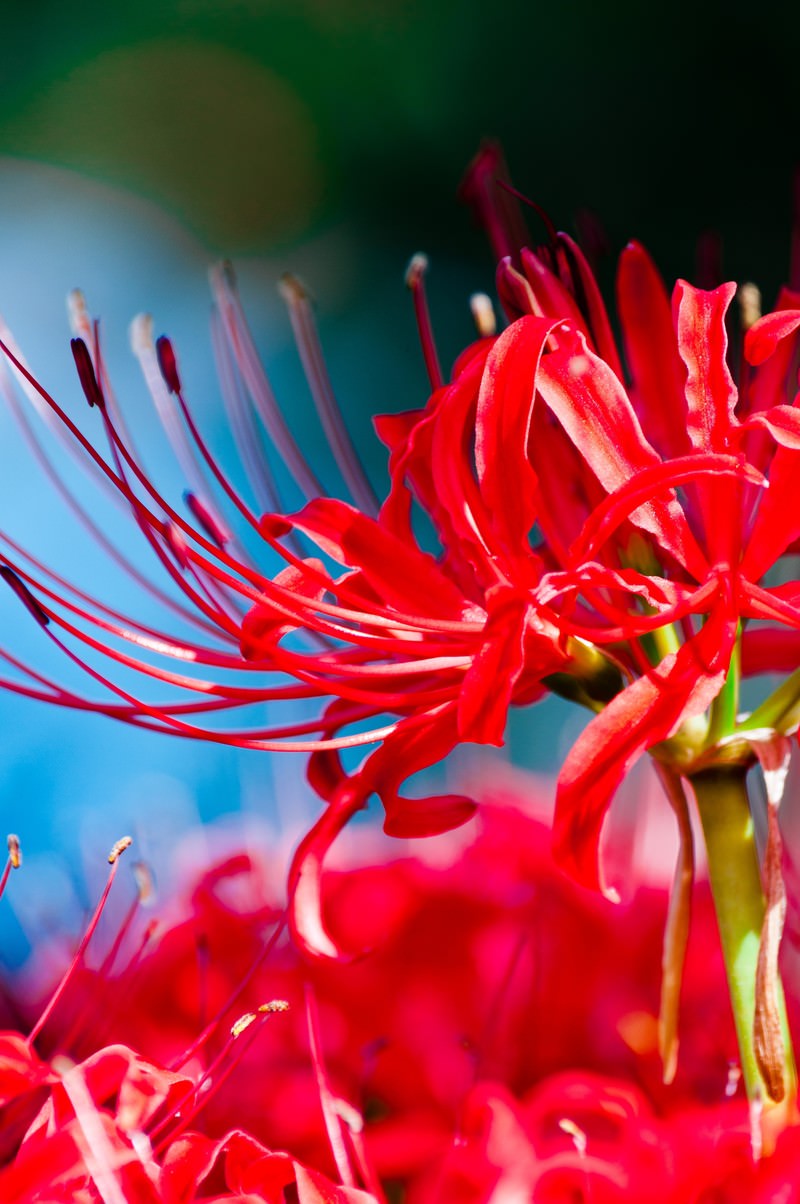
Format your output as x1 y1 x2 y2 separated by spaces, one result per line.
108 835 133 864
259 999 290 1014
231 1012 258 1038
7 834 21 869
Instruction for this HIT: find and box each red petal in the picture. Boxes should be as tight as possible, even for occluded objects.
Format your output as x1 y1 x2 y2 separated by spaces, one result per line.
240 558 328 659
740 406 800 580
557 232 624 381
616 241 689 458
569 452 762 568
673 279 738 451
738 404 800 448
288 782 366 960
535 326 707 578
289 705 476 959
274 498 466 619
742 628 800 674
457 586 538 744
552 606 735 893
520 247 587 327
745 309 800 366
474 315 561 574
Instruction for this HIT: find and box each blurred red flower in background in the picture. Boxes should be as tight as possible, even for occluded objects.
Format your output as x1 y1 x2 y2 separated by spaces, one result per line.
2 786 798 1201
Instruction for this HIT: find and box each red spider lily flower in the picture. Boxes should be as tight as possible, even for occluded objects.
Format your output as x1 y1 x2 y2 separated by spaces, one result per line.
451 147 800 902
3 150 800 985
0 257 622 962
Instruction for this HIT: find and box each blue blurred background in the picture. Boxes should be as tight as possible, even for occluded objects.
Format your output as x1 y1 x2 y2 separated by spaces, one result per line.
0 0 797 956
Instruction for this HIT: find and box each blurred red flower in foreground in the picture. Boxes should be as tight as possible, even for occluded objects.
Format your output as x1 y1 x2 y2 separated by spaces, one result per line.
2 789 800 1201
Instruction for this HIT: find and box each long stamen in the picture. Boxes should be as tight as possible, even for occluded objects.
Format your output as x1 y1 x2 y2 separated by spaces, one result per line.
150 999 289 1152
132 315 240 550
210 305 283 515
0 833 22 901
305 982 359 1188
470 292 497 337
458 141 531 264
0 358 223 639
280 275 379 516
209 261 324 500
405 255 444 392
171 912 287 1071
27 836 132 1048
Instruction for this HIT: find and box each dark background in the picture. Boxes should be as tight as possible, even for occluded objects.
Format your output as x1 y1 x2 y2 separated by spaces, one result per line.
1 0 796 290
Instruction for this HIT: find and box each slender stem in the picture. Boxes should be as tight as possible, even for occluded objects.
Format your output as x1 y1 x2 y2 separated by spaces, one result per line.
691 767 793 1104
707 624 741 746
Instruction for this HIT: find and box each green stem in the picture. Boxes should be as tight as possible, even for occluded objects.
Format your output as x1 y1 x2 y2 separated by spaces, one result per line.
691 766 791 1103
706 624 741 746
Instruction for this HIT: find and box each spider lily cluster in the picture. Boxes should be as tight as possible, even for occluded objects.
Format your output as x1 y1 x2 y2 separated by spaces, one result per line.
2 146 800 1125
0 799 796 1202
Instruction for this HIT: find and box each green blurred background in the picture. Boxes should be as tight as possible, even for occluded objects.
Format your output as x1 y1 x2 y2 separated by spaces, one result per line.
1 0 797 284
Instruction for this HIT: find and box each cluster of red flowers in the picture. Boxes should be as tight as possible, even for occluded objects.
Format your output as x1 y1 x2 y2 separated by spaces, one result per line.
1 792 799 1203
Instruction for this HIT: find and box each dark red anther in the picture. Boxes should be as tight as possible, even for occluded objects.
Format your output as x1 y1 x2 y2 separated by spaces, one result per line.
70 337 104 409
164 521 191 569
156 335 181 395
0 566 49 627
184 491 229 547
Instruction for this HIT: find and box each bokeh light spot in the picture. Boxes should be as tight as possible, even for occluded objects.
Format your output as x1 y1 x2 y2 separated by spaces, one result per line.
0 39 321 251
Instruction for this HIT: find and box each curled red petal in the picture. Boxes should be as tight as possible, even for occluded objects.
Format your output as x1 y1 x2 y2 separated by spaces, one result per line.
673 279 738 452
288 782 367 960
474 315 562 570
240 558 329 659
279 497 466 619
535 326 708 579
289 704 476 959
458 586 544 745
569 452 763 567
737 403 800 449
552 606 735 893
745 309 800 366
